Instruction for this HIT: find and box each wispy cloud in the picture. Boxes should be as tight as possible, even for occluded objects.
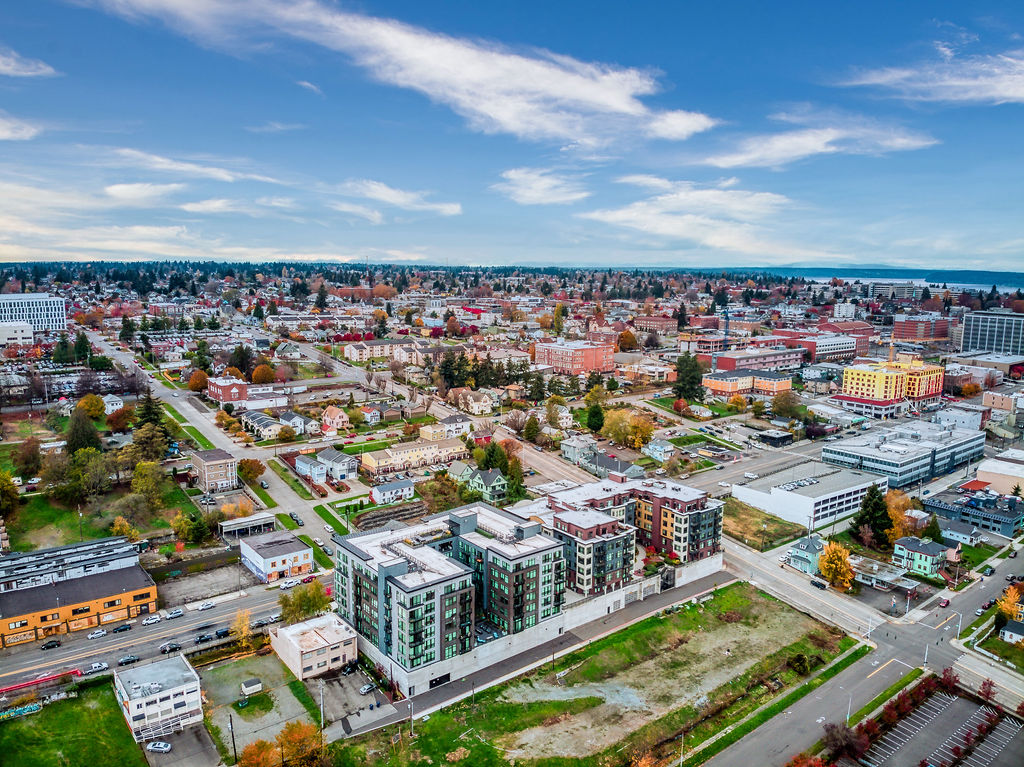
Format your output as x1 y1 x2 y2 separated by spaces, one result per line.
296 80 323 96
104 182 185 203
492 168 589 205
244 121 306 133
701 109 936 168
844 45 1024 104
338 179 461 216
85 0 717 147
581 176 837 261
327 201 384 225
0 113 42 140
0 46 58 77
110 148 280 183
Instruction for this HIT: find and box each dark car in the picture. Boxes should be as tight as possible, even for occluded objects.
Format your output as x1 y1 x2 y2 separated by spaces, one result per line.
295 518 304 527
214 627 231 639
40 639 61 650
194 633 214 645
810 580 827 590
160 642 182 654
118 655 140 666
112 623 132 633
982 566 995 576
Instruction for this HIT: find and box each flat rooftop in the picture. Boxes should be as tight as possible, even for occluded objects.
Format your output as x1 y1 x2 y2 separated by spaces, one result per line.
115 654 199 700
243 531 310 558
0 566 154 618
275 613 356 651
822 421 983 462
742 461 884 497
546 477 706 507
458 504 561 559
342 522 468 591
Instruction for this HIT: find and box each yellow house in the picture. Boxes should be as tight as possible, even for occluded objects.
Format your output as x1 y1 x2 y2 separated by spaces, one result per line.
418 422 447 441
360 438 468 475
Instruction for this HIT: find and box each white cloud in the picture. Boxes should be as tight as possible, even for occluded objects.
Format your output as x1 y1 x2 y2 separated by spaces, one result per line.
702 110 937 168
339 179 461 216
0 46 57 77
296 80 323 95
844 47 1024 104
104 182 185 203
492 168 589 205
0 113 42 140
616 174 675 191
256 196 296 208
244 121 306 133
110 148 280 183
579 178 837 261
85 0 716 147
327 201 384 225
180 198 247 214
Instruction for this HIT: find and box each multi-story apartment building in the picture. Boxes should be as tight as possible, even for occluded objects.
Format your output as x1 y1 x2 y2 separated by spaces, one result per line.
0 293 66 332
205 375 288 411
865 281 923 300
834 357 944 417
821 422 986 488
190 448 239 494
699 346 804 372
113 655 203 742
702 368 792 398
543 509 636 595
360 437 468 476
893 314 950 342
335 504 565 688
342 338 416 363
961 311 1024 356
534 340 615 374
633 315 677 335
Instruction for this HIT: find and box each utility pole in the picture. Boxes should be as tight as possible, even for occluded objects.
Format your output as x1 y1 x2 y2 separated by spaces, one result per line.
228 713 238 764
409 697 415 738
319 680 325 742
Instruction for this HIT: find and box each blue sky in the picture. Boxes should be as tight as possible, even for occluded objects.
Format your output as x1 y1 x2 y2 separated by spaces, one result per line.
2 1 1024 270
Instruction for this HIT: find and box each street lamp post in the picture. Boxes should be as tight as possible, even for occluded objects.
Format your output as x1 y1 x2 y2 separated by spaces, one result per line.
839 685 853 725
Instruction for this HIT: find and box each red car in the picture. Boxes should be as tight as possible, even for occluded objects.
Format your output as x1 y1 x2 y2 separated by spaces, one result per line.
939 598 950 608
301 575 316 584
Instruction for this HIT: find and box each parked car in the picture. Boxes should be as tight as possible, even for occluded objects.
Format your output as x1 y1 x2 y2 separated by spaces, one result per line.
279 579 299 590
166 608 184 619
40 639 61 650
85 662 109 674
982 566 995 576
810 580 827 590
313 536 325 546
112 623 132 633
141 615 161 625
198 601 215 610
146 742 172 754
975 607 986 616
938 598 950 608
260 480 269 488
194 634 214 645
301 574 316 583
322 545 334 556
118 655 140 666
717 481 730 488
324 524 334 533
160 642 182 654
359 684 376 695
87 629 108 640
295 518 304 526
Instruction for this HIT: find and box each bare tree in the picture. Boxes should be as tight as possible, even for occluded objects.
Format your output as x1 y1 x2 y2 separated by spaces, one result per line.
389 359 404 382
505 409 528 434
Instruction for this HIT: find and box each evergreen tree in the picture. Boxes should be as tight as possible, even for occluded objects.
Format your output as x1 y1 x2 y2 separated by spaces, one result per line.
135 388 167 436
672 354 704 401
587 403 604 431
119 315 136 344
528 372 546 401
252 302 264 320
479 441 509 475
852 485 890 544
523 415 540 443
922 514 943 543
66 407 101 455
315 283 328 310
585 370 603 391
52 333 72 364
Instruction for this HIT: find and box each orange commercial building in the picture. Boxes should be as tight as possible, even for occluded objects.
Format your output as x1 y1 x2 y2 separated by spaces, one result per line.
534 340 615 374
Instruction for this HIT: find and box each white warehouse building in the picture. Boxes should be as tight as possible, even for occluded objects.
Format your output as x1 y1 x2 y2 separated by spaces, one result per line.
731 461 889 530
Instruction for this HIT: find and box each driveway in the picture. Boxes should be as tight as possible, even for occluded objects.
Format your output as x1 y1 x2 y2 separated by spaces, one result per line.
142 725 221 767
313 668 388 728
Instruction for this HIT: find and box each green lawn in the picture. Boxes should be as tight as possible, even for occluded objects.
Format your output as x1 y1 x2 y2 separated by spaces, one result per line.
267 459 314 500
6 494 111 551
246 480 278 509
312 503 348 533
723 497 807 551
182 425 215 450
961 606 996 638
232 691 274 719
276 513 298 530
160 482 195 517
0 443 18 475
297 534 333 570
340 438 394 455
162 402 187 423
0 685 146 767
669 434 708 447
959 543 999 571
979 635 1024 672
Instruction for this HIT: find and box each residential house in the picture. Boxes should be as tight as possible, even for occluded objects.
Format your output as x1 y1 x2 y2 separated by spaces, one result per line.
458 390 492 415
642 439 677 464
316 448 359 480
239 411 284 441
462 468 508 504
559 434 643 479
360 438 468 475
369 479 415 505
239 532 313 583
788 535 824 575
191 448 239 494
321 405 350 435
279 411 308 435
561 434 598 465
400 402 427 420
101 393 124 415
294 454 328 485
938 519 983 547
892 537 947 578
471 430 493 446
418 422 447 441
360 405 381 426
440 413 473 439
270 613 358 681
275 341 303 361
999 619 1024 644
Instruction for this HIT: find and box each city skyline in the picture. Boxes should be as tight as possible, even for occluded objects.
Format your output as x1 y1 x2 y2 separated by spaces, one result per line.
2 1 1024 269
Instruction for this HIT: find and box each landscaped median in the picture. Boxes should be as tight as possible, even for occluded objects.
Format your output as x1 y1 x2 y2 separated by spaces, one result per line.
183 425 215 450
245 480 277 509
297 534 333 570
267 459 314 500
312 503 347 533
163 402 187 423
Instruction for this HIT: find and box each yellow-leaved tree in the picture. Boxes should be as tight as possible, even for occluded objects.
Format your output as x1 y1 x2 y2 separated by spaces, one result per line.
885 489 916 545
818 541 853 590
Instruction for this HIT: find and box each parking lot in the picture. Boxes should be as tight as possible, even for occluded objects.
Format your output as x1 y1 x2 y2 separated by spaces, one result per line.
852 581 938 617
314 667 393 730
142 725 221 767
157 564 260 607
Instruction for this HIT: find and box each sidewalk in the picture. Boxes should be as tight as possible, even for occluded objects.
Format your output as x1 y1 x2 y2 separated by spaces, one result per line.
326 570 737 741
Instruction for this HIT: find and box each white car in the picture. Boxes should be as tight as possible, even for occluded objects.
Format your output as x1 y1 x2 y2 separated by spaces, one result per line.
312 537 325 546
28 477 41 484
279 579 299 590
85 661 109 674
146 742 172 754
324 524 334 533
87 629 107 640
718 481 731 488
197 601 215 611
142 615 161 625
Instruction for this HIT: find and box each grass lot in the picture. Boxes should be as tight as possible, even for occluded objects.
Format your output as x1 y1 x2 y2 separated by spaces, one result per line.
275 513 298 530
648 396 687 416
415 476 462 514
340 438 394 455
0 443 18 475
312 503 347 533
669 434 708 447
232 691 274 719
979 635 1024 672
0 685 146 767
959 542 999 571
246 480 278 509
268 460 314 500
723 496 807 551
331 583 852 767
161 482 194 518
960 607 996 638
183 425 215 450
162 402 187 423
6 495 111 551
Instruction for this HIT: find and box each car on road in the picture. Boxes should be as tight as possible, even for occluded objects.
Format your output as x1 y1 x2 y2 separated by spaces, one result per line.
324 524 334 533
981 566 995 576
1006 574 1016 582
28 477 41 485
359 683 376 695
939 598 950 608
313 537 324 546
87 629 108 640
84 662 109 674
717 481 730 488
250 618 269 629
301 574 316 583
810 580 827 590
166 608 184 619
279 579 299 590
160 642 182 654
267 612 281 623
1011 550 1019 559
322 545 334 556
215 627 231 639
982 599 996 609
198 601 215 610
260 480 269 488
171 392 179 398
40 639 61 650
295 517 304 526
146 742 172 754
194 634 214 645
534 445 542 451
112 623 132 633
142 615 161 625
118 655 140 666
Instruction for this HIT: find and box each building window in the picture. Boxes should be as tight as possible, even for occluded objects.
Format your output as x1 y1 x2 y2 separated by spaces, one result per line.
71 606 91 615
103 599 122 608
133 592 151 602
7 620 27 630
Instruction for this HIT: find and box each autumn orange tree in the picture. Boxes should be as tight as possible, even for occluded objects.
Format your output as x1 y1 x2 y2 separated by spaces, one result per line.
251 364 275 384
188 370 208 391
997 584 1021 620
818 542 853 590
884 489 916 545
